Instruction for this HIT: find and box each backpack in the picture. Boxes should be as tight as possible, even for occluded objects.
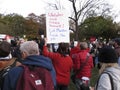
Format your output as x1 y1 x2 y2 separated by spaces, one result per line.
0 60 17 90
16 65 54 90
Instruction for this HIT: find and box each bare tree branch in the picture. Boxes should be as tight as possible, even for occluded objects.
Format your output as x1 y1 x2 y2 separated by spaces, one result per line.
69 17 76 21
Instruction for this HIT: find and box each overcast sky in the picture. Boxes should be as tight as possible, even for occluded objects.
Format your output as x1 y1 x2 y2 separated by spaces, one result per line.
0 0 46 16
0 0 120 22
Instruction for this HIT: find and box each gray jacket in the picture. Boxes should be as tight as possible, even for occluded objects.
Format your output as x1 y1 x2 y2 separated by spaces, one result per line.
95 66 120 90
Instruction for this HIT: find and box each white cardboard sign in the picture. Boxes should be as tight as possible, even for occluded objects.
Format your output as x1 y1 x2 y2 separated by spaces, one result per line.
46 10 69 43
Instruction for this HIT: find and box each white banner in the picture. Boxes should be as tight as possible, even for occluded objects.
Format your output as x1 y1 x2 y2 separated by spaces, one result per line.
46 10 69 43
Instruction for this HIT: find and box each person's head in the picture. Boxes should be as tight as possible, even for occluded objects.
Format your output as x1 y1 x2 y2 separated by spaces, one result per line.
113 38 120 47
98 46 118 73
80 42 88 50
57 42 69 56
0 41 12 60
98 46 118 63
0 41 12 69
11 40 17 47
20 41 39 59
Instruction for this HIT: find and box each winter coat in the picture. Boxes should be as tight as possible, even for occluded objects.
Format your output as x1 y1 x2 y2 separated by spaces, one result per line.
73 49 93 79
43 46 73 86
70 46 80 58
3 55 56 90
95 66 120 90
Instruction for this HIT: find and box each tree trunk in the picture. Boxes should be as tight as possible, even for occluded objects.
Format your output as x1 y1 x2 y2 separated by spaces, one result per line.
74 21 79 41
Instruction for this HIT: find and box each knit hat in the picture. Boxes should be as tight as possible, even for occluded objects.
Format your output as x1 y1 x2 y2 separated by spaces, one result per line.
98 46 118 63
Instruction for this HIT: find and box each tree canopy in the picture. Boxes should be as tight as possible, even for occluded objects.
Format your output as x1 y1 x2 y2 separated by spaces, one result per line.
80 16 117 40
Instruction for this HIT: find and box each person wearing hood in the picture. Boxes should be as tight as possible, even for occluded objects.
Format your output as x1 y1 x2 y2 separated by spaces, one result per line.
95 46 120 90
3 41 56 90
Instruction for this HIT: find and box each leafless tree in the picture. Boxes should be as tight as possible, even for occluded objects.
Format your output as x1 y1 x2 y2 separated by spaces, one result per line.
69 0 112 40
43 0 64 10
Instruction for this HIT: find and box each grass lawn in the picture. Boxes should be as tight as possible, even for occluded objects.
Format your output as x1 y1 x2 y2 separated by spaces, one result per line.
90 67 99 87
68 67 99 90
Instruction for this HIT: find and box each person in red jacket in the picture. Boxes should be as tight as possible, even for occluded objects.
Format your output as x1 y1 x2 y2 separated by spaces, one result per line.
70 41 81 68
70 41 80 58
42 39 73 90
73 42 93 90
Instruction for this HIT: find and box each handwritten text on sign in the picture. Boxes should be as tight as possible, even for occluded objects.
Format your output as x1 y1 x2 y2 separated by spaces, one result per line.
46 10 69 43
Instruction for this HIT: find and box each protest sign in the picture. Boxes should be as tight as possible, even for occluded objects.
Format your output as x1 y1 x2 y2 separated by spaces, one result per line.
46 10 69 43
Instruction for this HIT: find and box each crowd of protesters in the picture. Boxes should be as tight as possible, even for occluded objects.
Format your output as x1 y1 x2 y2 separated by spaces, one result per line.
0 37 120 90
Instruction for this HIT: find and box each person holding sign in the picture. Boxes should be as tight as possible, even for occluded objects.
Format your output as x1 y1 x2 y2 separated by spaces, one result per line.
42 38 73 90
